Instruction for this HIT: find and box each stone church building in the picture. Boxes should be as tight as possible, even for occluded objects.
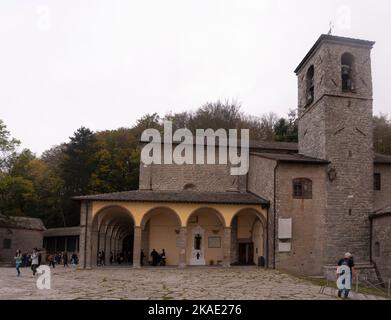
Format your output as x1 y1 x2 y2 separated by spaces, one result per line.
75 35 391 282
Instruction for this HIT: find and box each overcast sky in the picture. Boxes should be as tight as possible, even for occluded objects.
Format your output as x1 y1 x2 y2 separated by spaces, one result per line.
1 0 390 154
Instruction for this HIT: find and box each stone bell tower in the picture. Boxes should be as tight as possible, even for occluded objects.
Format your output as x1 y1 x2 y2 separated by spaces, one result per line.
295 35 376 274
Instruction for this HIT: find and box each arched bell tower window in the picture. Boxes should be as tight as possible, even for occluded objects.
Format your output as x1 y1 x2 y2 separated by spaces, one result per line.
341 53 355 92
305 65 315 106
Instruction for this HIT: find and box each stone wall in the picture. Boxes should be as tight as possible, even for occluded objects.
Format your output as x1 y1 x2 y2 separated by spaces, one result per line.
297 38 375 267
275 163 327 276
372 214 391 282
139 144 247 193
0 228 43 264
247 155 276 267
374 164 391 211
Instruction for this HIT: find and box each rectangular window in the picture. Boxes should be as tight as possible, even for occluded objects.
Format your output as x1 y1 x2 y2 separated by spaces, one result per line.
293 178 312 199
374 173 381 191
3 238 11 249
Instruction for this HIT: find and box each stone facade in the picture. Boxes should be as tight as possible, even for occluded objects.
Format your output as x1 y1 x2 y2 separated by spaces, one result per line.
139 145 247 193
371 213 391 282
76 35 391 283
275 163 328 276
374 164 391 211
0 215 45 264
296 36 376 273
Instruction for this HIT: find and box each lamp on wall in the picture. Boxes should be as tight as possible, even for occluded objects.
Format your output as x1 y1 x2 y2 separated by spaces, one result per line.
174 229 180 235
212 229 219 234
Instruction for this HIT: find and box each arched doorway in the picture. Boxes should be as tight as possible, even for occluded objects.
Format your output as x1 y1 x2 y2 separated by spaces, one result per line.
231 209 266 266
186 208 226 266
140 207 181 266
91 206 134 267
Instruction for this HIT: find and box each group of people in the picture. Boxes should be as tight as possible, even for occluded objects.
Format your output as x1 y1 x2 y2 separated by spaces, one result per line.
14 248 79 277
14 248 41 277
141 249 166 266
47 252 78 268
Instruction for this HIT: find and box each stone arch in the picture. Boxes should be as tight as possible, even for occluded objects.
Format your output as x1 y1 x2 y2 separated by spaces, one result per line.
140 206 182 230
230 208 266 266
306 65 315 105
140 207 182 266
186 207 227 227
341 52 355 92
91 205 135 266
186 207 226 266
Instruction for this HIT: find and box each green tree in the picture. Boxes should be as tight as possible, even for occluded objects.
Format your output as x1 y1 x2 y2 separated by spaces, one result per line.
60 127 97 226
0 119 20 172
374 114 391 155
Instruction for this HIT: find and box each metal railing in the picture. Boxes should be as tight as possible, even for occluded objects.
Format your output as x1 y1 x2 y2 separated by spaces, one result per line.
319 274 391 299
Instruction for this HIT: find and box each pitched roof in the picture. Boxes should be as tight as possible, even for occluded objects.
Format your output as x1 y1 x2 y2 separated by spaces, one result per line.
73 190 269 206
370 205 391 219
139 137 298 152
295 34 375 74
249 141 298 152
374 153 391 164
44 226 80 237
251 152 330 165
0 214 46 231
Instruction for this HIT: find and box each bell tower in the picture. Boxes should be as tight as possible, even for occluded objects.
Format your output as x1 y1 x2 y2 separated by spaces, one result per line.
295 35 376 270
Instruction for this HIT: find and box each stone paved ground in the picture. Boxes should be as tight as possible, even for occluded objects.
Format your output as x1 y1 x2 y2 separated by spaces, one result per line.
0 266 387 300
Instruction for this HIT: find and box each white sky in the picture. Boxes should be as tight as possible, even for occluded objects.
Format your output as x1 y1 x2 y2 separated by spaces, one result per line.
1 0 390 154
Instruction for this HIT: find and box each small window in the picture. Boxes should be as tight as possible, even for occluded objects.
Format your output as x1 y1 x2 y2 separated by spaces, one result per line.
183 183 196 191
305 66 315 106
3 238 11 249
374 242 380 257
341 53 355 92
374 173 381 191
293 178 313 199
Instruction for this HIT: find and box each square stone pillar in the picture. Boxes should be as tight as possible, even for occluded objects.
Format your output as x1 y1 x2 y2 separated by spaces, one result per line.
223 227 232 268
78 201 93 269
178 227 187 268
133 226 142 268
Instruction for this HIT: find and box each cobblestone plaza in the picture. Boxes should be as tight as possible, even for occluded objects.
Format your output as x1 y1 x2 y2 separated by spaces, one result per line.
0 266 387 300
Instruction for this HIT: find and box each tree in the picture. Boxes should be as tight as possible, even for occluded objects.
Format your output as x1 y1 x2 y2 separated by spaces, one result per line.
60 127 97 226
0 119 20 172
374 114 391 155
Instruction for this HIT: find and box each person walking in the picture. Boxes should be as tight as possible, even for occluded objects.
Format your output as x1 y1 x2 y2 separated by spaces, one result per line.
337 252 355 299
71 252 78 266
14 250 22 277
48 254 56 268
31 249 39 276
63 252 69 267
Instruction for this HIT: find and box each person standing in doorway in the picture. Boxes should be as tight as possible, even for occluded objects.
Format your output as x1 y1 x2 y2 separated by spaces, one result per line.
151 249 159 266
101 251 105 266
140 249 145 266
31 249 39 276
14 250 22 277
